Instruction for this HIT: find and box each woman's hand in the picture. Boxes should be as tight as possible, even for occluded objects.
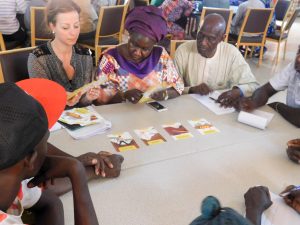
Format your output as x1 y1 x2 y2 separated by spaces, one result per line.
124 89 143 104
85 87 100 102
151 90 168 101
66 92 82 107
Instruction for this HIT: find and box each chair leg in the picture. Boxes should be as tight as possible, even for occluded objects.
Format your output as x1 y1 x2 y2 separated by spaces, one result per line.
250 46 254 58
244 46 248 59
258 45 264 66
283 40 288 60
275 42 280 65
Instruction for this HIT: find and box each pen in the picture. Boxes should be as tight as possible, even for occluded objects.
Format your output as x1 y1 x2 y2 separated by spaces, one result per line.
209 96 220 103
280 185 300 197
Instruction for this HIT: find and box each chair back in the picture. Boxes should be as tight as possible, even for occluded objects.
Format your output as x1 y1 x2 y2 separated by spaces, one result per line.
241 8 273 35
203 0 229 8
0 32 5 51
200 8 233 42
96 45 118 66
0 47 35 83
284 7 300 32
170 40 188 58
275 0 291 20
95 5 127 46
134 0 149 6
31 7 52 47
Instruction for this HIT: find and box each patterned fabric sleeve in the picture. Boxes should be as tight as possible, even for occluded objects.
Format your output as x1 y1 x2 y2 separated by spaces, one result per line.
96 54 120 104
27 53 50 79
160 48 184 94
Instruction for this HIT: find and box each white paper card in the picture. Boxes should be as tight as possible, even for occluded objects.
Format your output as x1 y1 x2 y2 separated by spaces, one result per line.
191 91 235 115
238 110 274 130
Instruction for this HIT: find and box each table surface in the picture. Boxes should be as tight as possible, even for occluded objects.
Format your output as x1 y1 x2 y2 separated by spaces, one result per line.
49 95 299 225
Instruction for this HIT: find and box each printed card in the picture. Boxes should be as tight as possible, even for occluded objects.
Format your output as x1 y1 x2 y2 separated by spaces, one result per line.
107 132 139 152
134 127 166 146
162 122 193 140
188 119 220 135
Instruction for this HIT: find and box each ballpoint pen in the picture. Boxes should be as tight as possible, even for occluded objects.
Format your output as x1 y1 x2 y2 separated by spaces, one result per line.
280 185 300 197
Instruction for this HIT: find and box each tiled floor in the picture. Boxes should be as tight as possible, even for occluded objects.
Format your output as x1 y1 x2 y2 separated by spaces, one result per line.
246 18 300 103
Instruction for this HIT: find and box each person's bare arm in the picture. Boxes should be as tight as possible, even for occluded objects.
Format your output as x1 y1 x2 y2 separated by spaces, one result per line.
268 102 300 128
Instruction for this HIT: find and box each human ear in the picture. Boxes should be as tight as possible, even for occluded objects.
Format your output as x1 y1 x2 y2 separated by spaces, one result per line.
24 151 38 171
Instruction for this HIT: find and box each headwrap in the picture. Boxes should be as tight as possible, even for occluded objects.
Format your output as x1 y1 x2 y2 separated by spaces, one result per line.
125 6 167 42
189 196 253 225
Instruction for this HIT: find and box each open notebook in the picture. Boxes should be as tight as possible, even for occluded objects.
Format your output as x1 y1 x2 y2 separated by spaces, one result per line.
191 91 235 115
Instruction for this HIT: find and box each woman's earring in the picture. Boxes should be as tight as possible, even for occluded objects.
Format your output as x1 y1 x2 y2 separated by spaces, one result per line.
52 31 55 34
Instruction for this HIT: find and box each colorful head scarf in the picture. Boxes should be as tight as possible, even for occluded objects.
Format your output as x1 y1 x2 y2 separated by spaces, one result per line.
125 6 167 42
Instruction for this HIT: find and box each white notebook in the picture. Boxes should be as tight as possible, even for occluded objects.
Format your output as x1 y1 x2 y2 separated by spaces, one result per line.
238 110 274 130
191 91 235 115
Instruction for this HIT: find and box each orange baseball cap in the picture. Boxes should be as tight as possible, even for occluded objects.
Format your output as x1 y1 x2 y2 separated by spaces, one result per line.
16 78 67 129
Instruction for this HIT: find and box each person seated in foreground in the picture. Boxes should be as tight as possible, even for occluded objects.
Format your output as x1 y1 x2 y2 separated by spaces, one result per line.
189 196 253 225
28 0 100 107
0 79 105 225
174 14 259 108
238 46 300 128
96 6 184 105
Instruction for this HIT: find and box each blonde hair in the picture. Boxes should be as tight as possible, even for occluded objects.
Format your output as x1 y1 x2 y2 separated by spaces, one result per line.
46 0 81 25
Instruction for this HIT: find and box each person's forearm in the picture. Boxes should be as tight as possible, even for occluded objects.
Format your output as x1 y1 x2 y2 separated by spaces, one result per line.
70 163 99 225
246 208 262 225
250 89 270 108
276 103 300 128
47 143 73 158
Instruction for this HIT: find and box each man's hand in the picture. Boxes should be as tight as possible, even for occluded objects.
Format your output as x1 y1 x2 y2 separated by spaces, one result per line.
189 83 212 95
237 97 256 111
77 151 124 178
217 88 241 108
244 186 273 213
286 139 300 164
124 89 143 104
281 185 300 213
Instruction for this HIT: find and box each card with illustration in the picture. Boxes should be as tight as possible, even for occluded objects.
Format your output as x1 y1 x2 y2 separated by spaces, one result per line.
188 119 220 135
59 106 104 127
134 127 166 145
162 122 193 140
107 132 139 152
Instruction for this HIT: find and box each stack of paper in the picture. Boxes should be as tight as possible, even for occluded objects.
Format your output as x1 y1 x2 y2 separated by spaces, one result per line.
191 91 235 115
238 110 274 130
59 106 111 139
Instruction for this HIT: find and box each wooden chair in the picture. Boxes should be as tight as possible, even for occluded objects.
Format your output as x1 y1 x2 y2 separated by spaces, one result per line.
78 5 127 64
170 40 189 59
133 0 149 6
95 45 117 66
0 47 35 83
200 7 233 42
0 32 5 51
30 7 52 47
266 7 300 64
234 8 274 66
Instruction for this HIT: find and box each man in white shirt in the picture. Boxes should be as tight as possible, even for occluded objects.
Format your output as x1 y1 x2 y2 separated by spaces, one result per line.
238 46 300 127
230 0 265 35
174 14 258 108
0 0 27 44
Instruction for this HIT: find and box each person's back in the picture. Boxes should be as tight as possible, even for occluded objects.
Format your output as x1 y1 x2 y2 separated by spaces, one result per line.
203 0 230 8
230 0 265 35
0 0 27 44
24 0 48 30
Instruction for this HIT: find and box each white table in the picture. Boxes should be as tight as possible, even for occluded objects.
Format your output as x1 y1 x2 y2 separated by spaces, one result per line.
49 95 299 225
